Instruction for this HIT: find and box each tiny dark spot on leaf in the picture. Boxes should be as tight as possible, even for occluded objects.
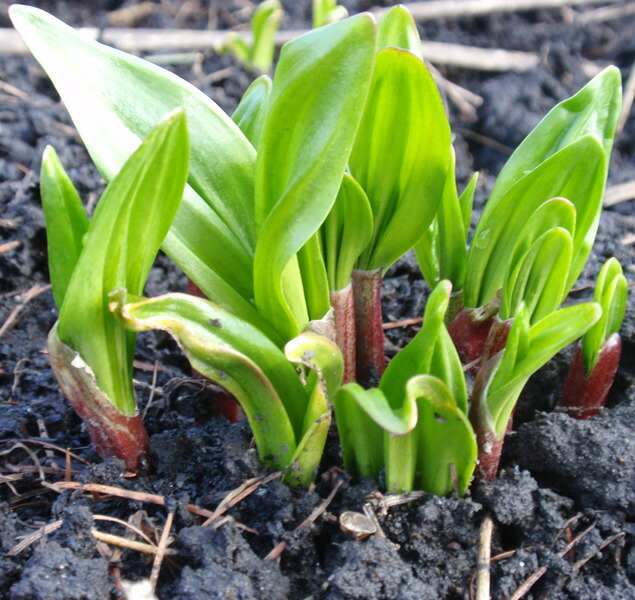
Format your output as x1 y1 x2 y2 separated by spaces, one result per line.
208 318 222 327
434 413 446 424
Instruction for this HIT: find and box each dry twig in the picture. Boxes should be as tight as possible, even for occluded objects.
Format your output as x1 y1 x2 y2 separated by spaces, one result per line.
296 479 343 531
617 59 635 138
150 511 175 590
0 284 51 341
0 240 20 255
577 2 635 24
201 471 282 526
509 521 597 600
93 514 157 547
604 180 635 206
92 528 176 556
476 515 493 600
55 481 217 520
383 317 424 330
374 0 622 20
8 519 63 556
0 26 560 74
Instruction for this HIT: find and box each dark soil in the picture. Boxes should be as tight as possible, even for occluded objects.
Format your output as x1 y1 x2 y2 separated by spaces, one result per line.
1 1 634 599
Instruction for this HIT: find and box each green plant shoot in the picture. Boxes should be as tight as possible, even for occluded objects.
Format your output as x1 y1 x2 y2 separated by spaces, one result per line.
313 0 348 28
43 110 189 471
110 290 343 486
225 0 283 72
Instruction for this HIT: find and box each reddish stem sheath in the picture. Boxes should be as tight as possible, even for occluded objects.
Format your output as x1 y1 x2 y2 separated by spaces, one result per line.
448 294 500 366
558 333 621 419
469 355 504 481
351 268 385 387
481 316 513 364
47 326 150 473
330 285 356 383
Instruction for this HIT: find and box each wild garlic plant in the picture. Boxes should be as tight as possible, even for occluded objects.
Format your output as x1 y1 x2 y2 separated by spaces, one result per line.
558 258 627 419
224 0 283 73
12 5 624 492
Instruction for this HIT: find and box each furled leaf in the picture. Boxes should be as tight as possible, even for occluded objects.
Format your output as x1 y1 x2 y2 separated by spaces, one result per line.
285 331 343 432
283 332 343 485
253 14 376 340
224 33 251 64
313 0 348 28
501 227 573 323
335 384 387 478
57 110 189 415
487 67 620 204
10 5 257 307
380 280 452 401
321 174 374 291
465 136 605 308
251 0 283 72
232 74 272 148
414 223 440 289
110 290 300 465
415 152 472 290
465 68 621 308
484 302 602 435
582 258 628 372
40 146 89 309
351 47 452 271
406 375 476 495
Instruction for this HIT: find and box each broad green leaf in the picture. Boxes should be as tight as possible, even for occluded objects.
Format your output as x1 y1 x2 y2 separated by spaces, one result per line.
321 174 374 291
58 110 189 415
40 146 89 309
110 290 298 468
253 14 376 340
486 66 621 209
465 136 605 307
465 67 621 309
112 290 308 435
232 74 272 148
486 302 601 434
407 375 476 495
582 258 628 371
352 47 452 271
11 5 257 299
501 227 573 322
251 0 283 72
377 5 422 59
380 280 452 402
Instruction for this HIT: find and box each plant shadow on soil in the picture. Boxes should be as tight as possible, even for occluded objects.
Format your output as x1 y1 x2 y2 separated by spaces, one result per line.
0 1 635 598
